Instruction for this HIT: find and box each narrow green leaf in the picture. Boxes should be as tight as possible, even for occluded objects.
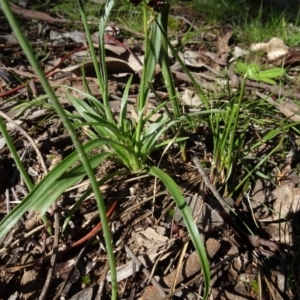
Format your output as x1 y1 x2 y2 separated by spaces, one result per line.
149 166 210 300
155 136 189 148
64 86 106 115
0 150 111 239
260 78 276 85
258 68 285 78
119 75 133 131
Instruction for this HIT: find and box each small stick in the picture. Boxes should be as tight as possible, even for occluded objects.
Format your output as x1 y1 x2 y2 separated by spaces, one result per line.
5 201 118 272
193 157 284 256
0 110 48 174
39 203 59 300
125 245 166 297
192 157 230 213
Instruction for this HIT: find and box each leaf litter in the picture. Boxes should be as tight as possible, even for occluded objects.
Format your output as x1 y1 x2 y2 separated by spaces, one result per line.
0 1 300 299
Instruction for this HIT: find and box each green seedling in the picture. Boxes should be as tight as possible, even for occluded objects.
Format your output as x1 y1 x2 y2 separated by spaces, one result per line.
81 275 91 285
235 61 285 85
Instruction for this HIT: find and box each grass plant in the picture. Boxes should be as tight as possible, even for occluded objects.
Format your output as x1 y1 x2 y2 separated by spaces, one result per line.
0 0 118 297
1 0 300 298
0 0 213 298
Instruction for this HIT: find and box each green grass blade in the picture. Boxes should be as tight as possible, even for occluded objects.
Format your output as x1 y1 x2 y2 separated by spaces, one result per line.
63 86 106 115
158 3 180 118
236 135 285 191
258 68 285 78
155 20 209 109
149 166 210 300
99 0 115 122
119 75 133 131
141 116 187 155
135 6 162 153
0 151 111 239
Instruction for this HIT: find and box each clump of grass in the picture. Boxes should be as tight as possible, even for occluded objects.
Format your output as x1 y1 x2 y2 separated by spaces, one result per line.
2 0 300 298
0 0 212 299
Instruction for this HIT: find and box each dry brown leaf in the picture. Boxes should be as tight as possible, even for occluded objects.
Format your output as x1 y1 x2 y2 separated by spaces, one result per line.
174 193 226 232
181 88 202 106
271 182 300 220
140 286 161 300
60 56 141 77
183 50 205 67
204 51 228 66
277 49 300 67
256 91 300 122
216 30 233 64
259 181 300 245
132 226 168 249
19 254 42 299
206 238 221 258
231 46 250 60
105 44 127 56
106 249 173 282
250 37 288 60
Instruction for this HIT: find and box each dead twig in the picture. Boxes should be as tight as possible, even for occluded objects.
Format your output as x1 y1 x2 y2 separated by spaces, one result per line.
125 245 166 297
192 157 283 256
0 110 48 174
0 224 45 255
53 237 88 300
95 262 110 300
192 157 231 213
170 240 188 293
39 202 59 300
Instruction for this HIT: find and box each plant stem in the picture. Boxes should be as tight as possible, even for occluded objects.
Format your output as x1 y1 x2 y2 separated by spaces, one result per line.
77 0 114 123
135 3 150 156
158 2 187 160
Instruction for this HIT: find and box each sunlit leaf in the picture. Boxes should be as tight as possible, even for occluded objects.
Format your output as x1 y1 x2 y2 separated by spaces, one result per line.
149 166 210 300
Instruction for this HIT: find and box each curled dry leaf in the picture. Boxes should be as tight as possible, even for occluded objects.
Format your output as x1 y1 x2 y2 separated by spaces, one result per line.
231 46 250 61
216 30 233 64
264 181 300 221
276 49 300 67
104 25 120 37
183 50 205 67
132 226 168 249
60 56 142 77
250 37 288 60
181 88 202 107
204 51 228 66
